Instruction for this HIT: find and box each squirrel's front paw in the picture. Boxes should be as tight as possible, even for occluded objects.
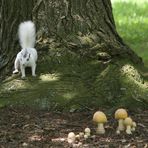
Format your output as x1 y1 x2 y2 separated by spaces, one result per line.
13 69 19 74
21 76 26 79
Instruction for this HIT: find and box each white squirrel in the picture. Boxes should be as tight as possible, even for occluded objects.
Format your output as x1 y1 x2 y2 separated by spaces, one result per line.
13 21 38 78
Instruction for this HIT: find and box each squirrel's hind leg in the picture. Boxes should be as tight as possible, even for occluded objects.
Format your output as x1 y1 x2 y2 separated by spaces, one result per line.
20 65 26 78
31 63 36 77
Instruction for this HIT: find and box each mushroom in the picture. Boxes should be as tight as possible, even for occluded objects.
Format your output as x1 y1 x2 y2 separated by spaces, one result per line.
124 117 133 134
84 127 91 137
79 132 84 138
131 121 136 131
93 111 107 134
84 134 89 139
75 134 80 140
115 108 128 131
67 132 76 144
116 129 121 134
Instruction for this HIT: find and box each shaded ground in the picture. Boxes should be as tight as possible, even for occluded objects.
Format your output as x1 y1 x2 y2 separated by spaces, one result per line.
0 107 147 148
0 49 148 110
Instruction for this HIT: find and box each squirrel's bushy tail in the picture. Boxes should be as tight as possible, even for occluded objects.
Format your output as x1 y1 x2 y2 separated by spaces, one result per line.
19 21 36 49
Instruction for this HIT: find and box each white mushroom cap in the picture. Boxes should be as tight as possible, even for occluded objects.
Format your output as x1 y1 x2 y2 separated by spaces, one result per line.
79 132 84 138
84 128 91 134
85 127 91 133
67 132 76 144
84 127 91 137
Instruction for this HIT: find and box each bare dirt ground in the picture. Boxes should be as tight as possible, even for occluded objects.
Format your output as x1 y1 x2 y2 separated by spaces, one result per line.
0 107 147 148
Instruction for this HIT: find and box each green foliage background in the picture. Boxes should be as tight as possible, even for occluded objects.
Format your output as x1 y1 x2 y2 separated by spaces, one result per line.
112 0 148 67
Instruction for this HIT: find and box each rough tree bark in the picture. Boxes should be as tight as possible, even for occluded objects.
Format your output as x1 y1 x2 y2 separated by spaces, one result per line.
0 0 147 109
0 0 34 78
33 0 142 63
0 0 142 77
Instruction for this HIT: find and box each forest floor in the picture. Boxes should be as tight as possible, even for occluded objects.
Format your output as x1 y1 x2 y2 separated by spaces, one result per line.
0 2 148 147
0 107 147 148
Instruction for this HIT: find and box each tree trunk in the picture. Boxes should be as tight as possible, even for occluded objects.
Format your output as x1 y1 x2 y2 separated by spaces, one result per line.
0 0 147 110
0 0 34 78
34 0 142 64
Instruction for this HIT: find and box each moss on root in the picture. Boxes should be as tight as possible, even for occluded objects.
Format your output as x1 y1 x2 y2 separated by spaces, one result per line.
94 61 148 109
0 48 148 111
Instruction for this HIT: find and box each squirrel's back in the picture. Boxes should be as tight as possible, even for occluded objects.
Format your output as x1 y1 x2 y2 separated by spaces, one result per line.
19 21 36 49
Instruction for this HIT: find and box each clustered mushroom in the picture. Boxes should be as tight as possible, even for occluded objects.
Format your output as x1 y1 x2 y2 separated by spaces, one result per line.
67 127 91 145
115 108 137 134
115 108 128 133
67 108 137 145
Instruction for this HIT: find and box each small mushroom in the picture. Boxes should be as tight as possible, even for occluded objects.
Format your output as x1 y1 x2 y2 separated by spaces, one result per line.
84 134 89 139
84 127 91 137
67 132 76 144
79 132 84 138
131 121 136 131
75 134 80 140
93 111 107 134
115 108 128 131
116 129 121 134
124 117 133 134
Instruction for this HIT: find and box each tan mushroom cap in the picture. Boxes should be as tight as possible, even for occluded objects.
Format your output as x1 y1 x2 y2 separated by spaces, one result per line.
124 117 133 126
93 111 107 123
115 108 128 119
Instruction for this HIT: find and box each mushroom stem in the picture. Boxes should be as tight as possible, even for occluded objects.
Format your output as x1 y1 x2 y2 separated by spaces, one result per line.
118 119 125 131
126 125 132 134
96 123 105 134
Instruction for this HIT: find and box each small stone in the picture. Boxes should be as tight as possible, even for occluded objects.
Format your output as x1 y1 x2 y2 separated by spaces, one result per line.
121 139 127 143
22 142 28 147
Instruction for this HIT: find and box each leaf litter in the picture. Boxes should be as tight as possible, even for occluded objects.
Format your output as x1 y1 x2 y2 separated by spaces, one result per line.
0 107 147 148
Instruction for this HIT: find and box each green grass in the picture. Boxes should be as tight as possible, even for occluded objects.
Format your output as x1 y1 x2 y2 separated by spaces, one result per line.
112 0 148 67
